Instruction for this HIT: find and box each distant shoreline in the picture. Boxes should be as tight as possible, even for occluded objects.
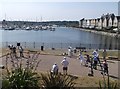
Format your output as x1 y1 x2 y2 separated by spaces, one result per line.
78 28 120 38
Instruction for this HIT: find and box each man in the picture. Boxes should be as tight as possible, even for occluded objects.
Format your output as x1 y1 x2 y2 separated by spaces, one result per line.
92 49 99 58
19 46 24 57
51 63 59 75
61 57 69 75
92 49 99 70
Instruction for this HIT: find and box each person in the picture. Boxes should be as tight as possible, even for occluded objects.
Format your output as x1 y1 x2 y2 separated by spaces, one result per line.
13 46 17 58
51 63 59 75
79 52 85 65
93 56 98 70
8 44 13 55
19 46 24 57
92 49 99 58
102 60 108 75
68 46 72 58
85 54 90 67
61 57 69 75
92 49 99 70
102 49 107 60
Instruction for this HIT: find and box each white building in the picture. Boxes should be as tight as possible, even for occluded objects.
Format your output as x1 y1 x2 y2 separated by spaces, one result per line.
82 19 87 28
98 18 103 29
103 17 107 28
86 19 91 28
108 17 113 27
113 16 119 27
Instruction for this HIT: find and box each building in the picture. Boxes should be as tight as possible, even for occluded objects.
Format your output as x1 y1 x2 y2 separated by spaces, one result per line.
79 18 84 27
95 18 100 28
98 18 103 29
113 16 120 28
79 13 119 31
86 19 91 28
90 19 96 28
82 19 87 28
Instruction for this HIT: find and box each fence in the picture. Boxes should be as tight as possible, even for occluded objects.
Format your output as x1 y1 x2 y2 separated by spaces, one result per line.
0 42 119 50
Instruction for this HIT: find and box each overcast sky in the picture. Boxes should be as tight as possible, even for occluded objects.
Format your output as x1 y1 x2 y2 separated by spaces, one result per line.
0 0 119 21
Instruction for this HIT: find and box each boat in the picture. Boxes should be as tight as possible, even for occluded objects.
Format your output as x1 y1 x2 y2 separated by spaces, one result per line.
50 28 55 31
4 27 15 30
25 27 31 30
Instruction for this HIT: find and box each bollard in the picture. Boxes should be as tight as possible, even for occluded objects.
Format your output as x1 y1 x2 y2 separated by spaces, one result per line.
41 46 44 51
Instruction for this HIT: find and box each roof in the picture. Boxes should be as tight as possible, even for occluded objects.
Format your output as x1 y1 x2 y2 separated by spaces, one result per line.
116 16 120 20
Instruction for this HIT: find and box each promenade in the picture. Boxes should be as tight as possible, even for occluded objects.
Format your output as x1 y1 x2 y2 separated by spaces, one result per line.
0 49 119 80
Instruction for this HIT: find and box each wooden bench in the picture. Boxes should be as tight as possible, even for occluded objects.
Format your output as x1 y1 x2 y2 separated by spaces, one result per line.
108 56 119 61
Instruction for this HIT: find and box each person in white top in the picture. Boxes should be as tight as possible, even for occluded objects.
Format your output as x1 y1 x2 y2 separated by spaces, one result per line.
51 63 59 75
19 46 24 57
92 49 99 58
92 49 99 70
61 57 69 75
79 52 85 65
68 46 72 58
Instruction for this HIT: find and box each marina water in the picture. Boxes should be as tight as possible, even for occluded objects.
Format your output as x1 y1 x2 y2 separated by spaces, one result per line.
0 27 119 50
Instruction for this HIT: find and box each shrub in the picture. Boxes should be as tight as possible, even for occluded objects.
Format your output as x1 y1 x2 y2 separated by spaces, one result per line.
99 74 118 89
2 52 41 89
40 72 76 89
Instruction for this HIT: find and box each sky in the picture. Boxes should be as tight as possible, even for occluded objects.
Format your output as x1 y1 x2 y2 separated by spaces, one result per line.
0 0 119 21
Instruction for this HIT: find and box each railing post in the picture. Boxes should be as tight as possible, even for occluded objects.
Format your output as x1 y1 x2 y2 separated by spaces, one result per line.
61 43 62 49
25 42 26 48
33 42 35 49
89 44 91 49
6 42 8 48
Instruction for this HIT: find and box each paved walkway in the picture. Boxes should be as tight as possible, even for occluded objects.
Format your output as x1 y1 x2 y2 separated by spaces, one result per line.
0 52 119 80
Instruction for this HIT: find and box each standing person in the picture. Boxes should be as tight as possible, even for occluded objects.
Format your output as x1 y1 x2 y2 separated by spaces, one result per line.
93 56 98 70
102 49 107 60
61 57 69 75
51 63 59 75
85 54 90 67
79 52 85 65
92 49 99 58
68 46 71 58
19 46 24 57
13 46 17 58
92 49 99 70
8 45 13 54
102 60 108 75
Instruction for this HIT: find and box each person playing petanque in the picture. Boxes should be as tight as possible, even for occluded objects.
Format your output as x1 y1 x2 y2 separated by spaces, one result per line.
51 63 59 75
79 52 85 66
61 57 69 75
18 46 24 57
92 49 99 70
102 59 108 75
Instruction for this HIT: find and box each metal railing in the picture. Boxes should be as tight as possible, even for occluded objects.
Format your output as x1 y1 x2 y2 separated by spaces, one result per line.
0 42 119 50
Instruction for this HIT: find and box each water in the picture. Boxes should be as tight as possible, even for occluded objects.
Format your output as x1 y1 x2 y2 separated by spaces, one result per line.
0 27 119 49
